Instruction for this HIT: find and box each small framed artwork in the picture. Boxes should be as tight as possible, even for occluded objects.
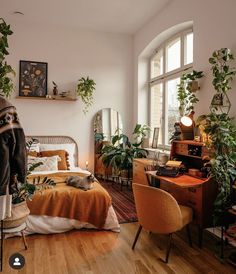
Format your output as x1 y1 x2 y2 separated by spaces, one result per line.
19 60 48 97
152 127 160 148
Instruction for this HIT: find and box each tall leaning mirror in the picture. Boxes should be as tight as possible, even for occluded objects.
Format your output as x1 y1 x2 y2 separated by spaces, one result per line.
93 108 123 178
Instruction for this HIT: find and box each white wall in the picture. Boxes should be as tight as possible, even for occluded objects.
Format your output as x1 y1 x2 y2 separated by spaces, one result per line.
6 21 133 169
133 0 236 124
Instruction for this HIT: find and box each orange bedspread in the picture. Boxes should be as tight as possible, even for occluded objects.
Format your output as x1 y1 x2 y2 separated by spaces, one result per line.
27 172 112 228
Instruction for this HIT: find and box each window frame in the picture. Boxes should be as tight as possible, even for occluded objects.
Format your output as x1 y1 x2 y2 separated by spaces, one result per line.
149 29 193 149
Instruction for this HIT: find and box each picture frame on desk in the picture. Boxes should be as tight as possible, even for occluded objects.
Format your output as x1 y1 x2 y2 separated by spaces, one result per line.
152 127 159 148
19 60 48 97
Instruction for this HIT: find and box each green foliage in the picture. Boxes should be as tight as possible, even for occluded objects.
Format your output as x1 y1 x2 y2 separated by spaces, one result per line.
12 139 56 204
0 18 15 98
177 70 204 116
100 131 148 175
133 124 151 140
76 76 96 114
197 113 236 222
209 48 236 94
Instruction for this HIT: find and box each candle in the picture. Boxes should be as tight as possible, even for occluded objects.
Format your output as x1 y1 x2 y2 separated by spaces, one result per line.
85 161 89 170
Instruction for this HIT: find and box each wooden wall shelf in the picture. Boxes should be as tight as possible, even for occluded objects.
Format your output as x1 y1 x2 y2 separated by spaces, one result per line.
15 96 77 102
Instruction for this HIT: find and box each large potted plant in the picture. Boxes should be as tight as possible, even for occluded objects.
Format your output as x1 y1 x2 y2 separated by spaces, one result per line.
100 132 148 180
197 48 236 224
76 76 96 114
0 18 15 98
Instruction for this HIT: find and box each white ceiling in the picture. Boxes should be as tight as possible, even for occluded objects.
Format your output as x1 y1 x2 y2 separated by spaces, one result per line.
1 0 171 34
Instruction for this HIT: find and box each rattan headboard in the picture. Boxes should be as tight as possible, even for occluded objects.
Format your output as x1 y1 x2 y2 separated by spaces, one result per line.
26 135 79 167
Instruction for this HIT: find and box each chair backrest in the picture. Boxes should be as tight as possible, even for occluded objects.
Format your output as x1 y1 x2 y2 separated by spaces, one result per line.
132 183 183 234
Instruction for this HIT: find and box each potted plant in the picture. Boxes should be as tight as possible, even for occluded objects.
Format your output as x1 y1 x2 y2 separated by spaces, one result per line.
76 76 96 114
209 48 236 114
177 70 204 116
3 139 55 228
100 132 148 180
133 124 151 148
197 48 236 224
0 18 15 98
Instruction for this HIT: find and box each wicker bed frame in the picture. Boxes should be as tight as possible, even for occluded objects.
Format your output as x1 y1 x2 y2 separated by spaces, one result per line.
26 135 79 167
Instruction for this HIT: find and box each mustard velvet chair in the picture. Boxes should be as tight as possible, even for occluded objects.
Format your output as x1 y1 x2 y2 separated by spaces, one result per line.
132 183 193 263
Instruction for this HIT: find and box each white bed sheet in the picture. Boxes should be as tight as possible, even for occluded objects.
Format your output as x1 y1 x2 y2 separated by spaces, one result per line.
25 168 120 233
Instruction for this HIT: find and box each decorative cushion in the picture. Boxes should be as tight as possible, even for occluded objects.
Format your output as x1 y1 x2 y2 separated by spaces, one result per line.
40 150 70 170
39 143 76 168
28 151 38 157
28 156 60 172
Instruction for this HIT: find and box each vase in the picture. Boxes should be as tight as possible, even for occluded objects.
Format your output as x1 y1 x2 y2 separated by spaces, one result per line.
3 201 30 229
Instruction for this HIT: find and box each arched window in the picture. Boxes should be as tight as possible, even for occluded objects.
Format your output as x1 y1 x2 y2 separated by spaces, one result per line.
149 29 193 148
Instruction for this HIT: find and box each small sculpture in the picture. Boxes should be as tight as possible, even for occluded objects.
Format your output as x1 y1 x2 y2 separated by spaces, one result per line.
52 81 58 96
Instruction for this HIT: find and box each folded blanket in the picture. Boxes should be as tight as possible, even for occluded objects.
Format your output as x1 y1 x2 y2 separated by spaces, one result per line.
27 172 111 228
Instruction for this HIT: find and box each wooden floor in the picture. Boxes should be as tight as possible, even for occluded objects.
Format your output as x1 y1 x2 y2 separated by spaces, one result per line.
2 223 236 274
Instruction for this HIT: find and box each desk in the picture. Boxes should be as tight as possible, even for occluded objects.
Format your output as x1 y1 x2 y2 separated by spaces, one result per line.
146 170 217 247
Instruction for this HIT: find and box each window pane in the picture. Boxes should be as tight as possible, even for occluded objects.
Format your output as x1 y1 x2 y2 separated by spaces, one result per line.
166 78 180 145
185 32 193 65
166 37 181 72
150 83 163 146
151 50 163 78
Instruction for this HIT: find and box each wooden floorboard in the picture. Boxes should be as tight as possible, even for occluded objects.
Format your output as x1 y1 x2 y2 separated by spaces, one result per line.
1 223 236 274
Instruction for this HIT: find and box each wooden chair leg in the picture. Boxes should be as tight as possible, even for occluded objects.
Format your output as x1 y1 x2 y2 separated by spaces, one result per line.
186 224 192 247
21 231 28 250
1 220 4 272
165 234 172 263
132 225 142 250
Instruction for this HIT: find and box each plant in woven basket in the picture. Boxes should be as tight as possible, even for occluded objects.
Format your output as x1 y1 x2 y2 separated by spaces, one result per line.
11 139 55 204
0 18 15 98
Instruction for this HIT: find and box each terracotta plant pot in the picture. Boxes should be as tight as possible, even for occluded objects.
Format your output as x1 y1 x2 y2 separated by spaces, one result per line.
3 201 30 229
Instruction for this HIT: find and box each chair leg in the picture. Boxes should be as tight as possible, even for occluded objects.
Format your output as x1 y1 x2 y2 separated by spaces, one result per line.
165 234 172 263
1 220 4 272
132 225 142 250
186 224 192 247
21 231 28 250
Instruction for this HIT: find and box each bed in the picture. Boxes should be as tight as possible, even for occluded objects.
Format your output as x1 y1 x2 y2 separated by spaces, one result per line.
24 135 120 234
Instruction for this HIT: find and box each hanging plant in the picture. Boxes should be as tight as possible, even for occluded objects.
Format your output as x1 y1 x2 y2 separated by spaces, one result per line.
197 48 236 224
177 70 204 116
76 76 96 114
0 18 15 98
209 48 236 114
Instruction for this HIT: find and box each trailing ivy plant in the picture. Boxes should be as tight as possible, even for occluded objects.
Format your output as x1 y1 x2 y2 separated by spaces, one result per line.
177 70 204 116
197 48 236 224
76 76 96 114
0 18 15 98
209 48 236 93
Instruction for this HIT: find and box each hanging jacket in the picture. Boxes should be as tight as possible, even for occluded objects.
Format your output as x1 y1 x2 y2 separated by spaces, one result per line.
0 97 27 195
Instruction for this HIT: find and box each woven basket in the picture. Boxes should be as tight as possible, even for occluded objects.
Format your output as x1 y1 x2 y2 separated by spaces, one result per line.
3 201 30 229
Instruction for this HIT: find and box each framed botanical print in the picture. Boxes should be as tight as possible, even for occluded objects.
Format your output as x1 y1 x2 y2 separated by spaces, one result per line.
19 60 48 97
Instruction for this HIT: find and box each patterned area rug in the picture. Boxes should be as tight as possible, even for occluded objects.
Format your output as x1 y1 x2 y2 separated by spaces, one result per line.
100 180 137 224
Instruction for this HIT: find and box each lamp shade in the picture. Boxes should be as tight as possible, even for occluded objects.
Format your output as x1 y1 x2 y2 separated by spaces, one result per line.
180 116 193 127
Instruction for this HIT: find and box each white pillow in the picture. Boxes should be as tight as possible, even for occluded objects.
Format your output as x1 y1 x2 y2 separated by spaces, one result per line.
39 143 76 168
28 140 40 152
28 156 60 172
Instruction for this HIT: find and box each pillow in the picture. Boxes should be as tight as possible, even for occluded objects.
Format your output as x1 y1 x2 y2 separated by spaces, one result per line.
40 150 70 170
28 151 39 157
39 143 76 168
27 139 40 153
28 156 60 172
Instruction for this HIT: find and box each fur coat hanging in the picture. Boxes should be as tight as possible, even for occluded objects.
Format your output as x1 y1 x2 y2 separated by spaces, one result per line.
0 97 27 195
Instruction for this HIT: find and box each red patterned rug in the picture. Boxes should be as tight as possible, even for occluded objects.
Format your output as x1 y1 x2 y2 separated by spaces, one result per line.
100 180 137 224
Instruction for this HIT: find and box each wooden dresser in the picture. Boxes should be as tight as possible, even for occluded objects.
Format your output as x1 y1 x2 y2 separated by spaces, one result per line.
133 142 218 246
